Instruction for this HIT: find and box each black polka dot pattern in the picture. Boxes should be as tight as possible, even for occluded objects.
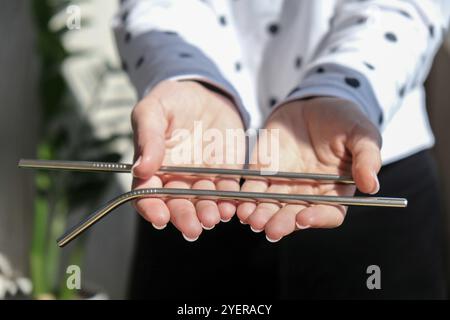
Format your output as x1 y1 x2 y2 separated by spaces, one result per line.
125 32 131 43
269 97 278 107
385 32 397 42
118 2 418 132
345 77 360 88
356 17 367 24
135 56 144 68
268 23 279 35
398 10 411 19
121 11 129 22
363 62 375 70
295 56 302 69
429 25 434 38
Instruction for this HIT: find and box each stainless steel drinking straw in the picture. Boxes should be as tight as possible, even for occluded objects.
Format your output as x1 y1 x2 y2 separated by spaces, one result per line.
18 159 407 247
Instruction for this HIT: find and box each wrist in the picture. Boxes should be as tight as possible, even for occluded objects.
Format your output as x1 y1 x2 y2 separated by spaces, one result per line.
181 79 245 127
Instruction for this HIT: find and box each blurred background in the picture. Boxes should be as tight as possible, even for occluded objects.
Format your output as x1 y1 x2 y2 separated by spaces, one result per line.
0 0 449 299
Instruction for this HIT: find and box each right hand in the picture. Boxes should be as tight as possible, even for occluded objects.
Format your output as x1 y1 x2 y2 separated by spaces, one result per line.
131 80 245 241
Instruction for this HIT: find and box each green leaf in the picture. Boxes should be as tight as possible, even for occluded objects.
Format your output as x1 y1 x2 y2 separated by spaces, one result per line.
30 196 50 296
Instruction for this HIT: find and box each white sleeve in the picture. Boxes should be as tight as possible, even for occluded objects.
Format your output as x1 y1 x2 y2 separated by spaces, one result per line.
112 0 250 127
281 0 450 128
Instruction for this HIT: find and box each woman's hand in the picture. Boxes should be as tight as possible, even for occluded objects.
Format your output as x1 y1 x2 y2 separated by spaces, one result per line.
131 80 245 241
237 97 382 242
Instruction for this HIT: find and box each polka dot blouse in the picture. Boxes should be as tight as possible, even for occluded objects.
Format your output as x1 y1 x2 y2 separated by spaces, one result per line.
114 0 450 164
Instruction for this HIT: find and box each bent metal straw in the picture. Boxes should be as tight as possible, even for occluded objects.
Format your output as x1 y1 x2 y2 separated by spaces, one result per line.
18 159 407 247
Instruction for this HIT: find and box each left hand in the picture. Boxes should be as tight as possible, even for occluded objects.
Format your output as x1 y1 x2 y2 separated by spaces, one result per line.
236 97 382 242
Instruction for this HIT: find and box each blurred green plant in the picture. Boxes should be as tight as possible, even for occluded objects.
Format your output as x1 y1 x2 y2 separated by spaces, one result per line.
31 0 124 299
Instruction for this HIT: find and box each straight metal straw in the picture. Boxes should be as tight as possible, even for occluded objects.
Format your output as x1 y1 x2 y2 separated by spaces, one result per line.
18 159 354 183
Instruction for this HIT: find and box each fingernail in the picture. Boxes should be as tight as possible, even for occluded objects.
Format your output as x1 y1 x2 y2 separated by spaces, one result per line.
239 220 247 225
250 226 263 233
296 222 311 230
371 172 380 194
221 217 232 223
152 223 167 230
182 233 199 242
265 234 281 243
201 223 215 231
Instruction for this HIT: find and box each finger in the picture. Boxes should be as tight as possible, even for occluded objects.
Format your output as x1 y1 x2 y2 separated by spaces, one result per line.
164 179 202 241
246 183 288 233
296 204 347 229
264 204 306 242
132 175 170 230
215 178 241 223
236 179 269 223
131 100 167 180
347 125 382 194
192 179 221 230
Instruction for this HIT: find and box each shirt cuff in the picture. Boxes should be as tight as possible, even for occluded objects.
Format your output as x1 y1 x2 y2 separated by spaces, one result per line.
116 30 250 128
273 63 383 127
146 73 250 129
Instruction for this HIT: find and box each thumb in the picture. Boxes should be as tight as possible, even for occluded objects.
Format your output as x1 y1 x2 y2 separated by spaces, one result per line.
347 124 382 194
131 100 167 180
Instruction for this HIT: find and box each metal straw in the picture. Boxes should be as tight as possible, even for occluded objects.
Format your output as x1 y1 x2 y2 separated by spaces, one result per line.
18 159 354 183
18 159 407 247
56 188 406 247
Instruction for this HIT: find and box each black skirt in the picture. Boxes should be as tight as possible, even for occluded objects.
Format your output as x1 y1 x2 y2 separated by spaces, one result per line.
128 150 447 299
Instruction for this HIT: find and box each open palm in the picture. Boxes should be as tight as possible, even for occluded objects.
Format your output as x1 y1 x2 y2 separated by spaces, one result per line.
237 97 382 242
131 80 245 241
